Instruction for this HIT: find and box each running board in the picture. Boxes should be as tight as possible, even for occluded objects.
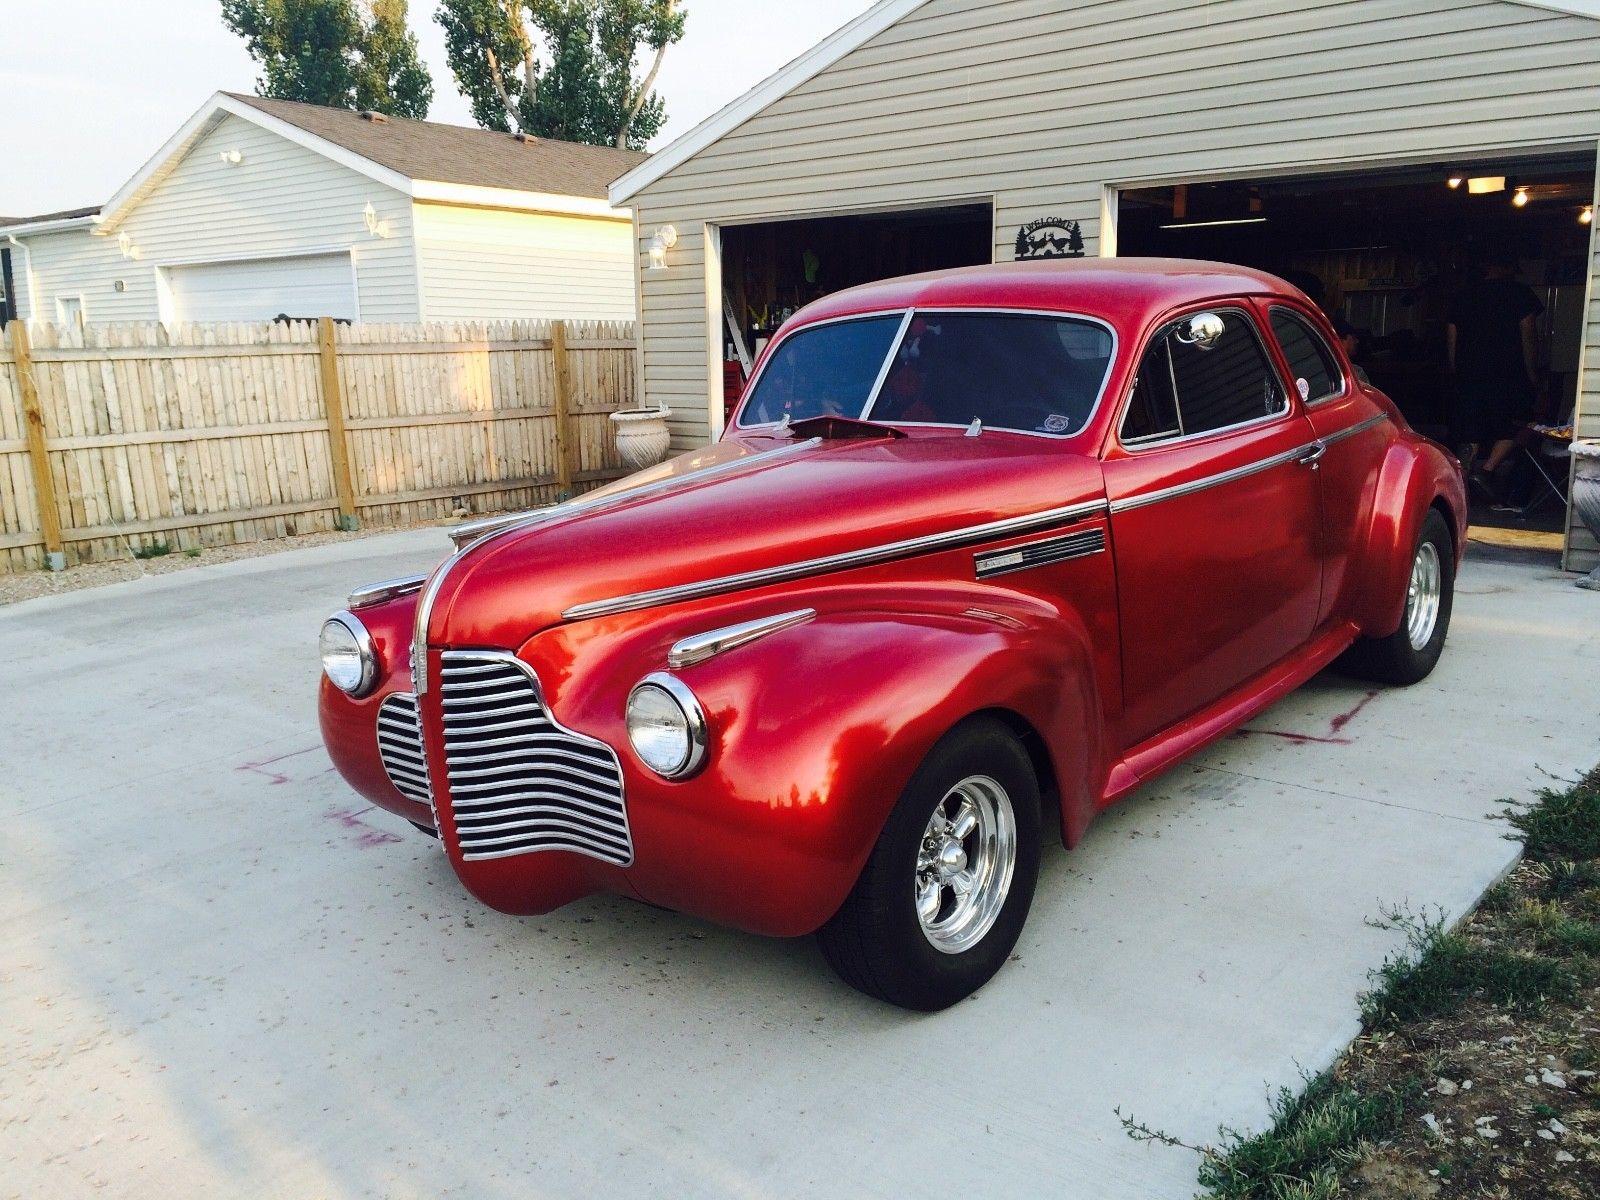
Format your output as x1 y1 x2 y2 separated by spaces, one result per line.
1100 622 1361 808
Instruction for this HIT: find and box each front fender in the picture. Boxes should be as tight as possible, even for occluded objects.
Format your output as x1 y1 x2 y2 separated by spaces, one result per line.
1352 439 1465 639
522 582 1108 937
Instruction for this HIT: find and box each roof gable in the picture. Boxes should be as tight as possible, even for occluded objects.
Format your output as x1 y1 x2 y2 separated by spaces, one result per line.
98 93 645 233
611 0 1600 204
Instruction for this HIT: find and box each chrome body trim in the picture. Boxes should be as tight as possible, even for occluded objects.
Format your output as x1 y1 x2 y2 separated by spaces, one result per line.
1109 444 1314 515
412 439 825 693
667 608 817 669
1322 412 1388 445
447 436 825 550
323 610 379 697
348 574 427 610
1108 413 1388 515
974 529 1107 579
627 672 710 779
561 498 1110 621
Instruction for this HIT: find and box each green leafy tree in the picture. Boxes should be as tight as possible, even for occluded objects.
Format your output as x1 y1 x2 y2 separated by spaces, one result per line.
222 0 434 118
436 0 685 149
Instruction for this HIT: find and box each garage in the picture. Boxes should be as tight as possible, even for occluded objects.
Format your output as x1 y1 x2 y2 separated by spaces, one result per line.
612 0 1600 576
160 251 358 323
1115 151 1596 529
717 203 992 395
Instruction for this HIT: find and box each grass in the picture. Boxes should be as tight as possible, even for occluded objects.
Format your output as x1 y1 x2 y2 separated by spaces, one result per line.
1501 767 1600 863
1358 906 1579 1027
1122 763 1600 1198
1197 1076 1421 1200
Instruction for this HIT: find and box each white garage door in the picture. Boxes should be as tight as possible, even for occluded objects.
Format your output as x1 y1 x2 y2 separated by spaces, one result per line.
163 252 357 322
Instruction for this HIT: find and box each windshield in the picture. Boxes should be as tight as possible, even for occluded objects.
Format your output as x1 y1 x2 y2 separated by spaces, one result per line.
738 311 1114 437
737 315 904 426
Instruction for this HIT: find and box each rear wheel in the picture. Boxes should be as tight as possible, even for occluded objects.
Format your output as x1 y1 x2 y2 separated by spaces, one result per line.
818 717 1041 1011
1342 508 1455 685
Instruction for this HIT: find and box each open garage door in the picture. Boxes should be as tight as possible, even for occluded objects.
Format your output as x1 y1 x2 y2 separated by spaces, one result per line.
717 203 992 411
1117 154 1596 535
162 252 358 323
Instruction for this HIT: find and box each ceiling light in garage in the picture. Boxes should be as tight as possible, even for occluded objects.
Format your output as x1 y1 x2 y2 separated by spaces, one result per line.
1447 173 1465 189
1159 216 1269 230
1513 187 1531 208
1581 206 1594 226
1467 176 1506 194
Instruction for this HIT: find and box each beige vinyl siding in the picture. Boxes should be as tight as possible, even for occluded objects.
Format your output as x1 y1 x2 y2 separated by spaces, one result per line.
413 203 635 321
19 113 417 323
629 0 1600 570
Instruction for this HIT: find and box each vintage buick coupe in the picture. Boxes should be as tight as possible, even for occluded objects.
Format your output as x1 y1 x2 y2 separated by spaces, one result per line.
319 259 1465 1010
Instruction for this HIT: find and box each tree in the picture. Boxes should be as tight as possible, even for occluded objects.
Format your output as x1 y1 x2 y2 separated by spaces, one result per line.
222 0 434 118
436 0 685 149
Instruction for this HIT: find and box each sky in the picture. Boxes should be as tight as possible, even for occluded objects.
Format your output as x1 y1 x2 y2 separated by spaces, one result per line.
0 0 874 217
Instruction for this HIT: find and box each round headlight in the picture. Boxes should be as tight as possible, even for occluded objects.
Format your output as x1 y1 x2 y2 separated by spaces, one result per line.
625 673 708 779
320 611 377 697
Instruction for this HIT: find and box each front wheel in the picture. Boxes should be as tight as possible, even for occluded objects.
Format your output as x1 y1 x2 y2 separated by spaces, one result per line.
1341 508 1455 686
817 717 1041 1011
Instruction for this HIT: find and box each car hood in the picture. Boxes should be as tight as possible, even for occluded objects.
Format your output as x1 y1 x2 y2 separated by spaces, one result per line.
426 430 1105 648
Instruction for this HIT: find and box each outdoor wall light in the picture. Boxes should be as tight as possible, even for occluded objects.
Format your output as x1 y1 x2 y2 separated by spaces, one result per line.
647 225 679 271
363 201 393 238
219 149 244 166
116 230 140 260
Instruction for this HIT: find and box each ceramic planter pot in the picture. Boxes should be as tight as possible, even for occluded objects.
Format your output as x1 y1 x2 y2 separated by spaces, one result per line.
610 407 673 470
1571 440 1600 590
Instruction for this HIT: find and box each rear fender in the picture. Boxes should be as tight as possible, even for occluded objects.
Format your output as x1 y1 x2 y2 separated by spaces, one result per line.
1353 441 1466 638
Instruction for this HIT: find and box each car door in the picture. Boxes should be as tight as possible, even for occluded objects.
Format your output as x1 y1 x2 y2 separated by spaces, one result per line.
1102 305 1324 748
1265 303 1395 627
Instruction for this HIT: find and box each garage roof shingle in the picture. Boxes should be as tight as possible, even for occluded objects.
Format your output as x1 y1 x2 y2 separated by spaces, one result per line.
228 93 647 199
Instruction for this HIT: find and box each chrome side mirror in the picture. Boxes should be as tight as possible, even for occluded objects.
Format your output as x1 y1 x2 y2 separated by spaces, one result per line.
1174 311 1226 351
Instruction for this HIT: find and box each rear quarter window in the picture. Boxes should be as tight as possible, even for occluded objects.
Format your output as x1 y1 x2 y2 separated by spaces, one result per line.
1270 308 1343 403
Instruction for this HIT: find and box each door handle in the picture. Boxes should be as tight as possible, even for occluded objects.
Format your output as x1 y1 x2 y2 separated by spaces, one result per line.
1296 441 1327 469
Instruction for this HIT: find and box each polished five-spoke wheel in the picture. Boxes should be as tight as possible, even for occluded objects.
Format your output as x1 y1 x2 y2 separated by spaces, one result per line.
819 718 1041 1011
915 776 1017 955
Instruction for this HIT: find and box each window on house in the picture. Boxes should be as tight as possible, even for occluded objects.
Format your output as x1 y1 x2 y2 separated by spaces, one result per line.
1270 308 1343 404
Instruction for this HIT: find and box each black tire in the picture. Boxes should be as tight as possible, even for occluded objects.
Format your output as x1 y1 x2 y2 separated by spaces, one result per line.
1340 508 1455 686
817 717 1041 1011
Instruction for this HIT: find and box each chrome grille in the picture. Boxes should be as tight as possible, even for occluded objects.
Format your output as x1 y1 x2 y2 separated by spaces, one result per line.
439 650 633 865
376 692 431 805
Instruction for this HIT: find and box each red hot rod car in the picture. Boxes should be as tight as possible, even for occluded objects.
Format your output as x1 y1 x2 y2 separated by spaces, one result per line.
319 259 1465 1010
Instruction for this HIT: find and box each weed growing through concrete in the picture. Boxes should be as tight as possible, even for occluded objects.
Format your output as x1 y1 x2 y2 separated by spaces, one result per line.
131 541 173 560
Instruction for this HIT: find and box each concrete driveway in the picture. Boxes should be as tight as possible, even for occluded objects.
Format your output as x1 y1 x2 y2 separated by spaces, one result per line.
2 531 1597 1200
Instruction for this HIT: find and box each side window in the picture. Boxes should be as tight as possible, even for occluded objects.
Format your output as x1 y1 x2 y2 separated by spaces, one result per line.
1270 308 1343 404
1120 310 1286 445
1122 339 1182 443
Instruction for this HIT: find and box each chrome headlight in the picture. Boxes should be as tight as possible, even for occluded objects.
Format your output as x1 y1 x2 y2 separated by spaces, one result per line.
320 611 378 697
625 673 708 779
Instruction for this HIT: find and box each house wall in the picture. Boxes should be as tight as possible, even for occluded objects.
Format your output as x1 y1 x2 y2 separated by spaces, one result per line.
16 113 418 323
413 203 636 321
627 0 1600 571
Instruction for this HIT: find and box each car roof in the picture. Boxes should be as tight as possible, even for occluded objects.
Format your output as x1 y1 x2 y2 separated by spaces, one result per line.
794 257 1300 327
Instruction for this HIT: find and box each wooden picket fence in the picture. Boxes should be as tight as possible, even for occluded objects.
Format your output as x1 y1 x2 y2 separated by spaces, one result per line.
0 317 639 572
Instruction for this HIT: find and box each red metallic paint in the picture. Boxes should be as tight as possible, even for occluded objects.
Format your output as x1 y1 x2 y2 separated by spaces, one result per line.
319 259 1465 938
